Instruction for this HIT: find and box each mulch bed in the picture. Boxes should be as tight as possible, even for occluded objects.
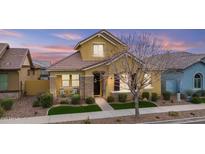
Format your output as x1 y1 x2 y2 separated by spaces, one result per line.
155 96 190 106
5 96 47 118
61 109 205 124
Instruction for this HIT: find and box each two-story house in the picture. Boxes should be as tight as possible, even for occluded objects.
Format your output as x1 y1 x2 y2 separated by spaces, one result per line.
48 30 161 99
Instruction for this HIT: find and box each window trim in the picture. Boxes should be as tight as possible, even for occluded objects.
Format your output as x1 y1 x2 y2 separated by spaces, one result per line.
193 72 203 90
93 44 104 57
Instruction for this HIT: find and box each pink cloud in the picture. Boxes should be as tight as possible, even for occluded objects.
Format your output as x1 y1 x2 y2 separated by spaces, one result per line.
52 33 82 40
157 35 203 51
0 29 23 38
24 44 75 53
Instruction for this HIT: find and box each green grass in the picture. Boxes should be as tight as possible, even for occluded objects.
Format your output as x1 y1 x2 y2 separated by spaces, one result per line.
48 104 102 115
110 101 157 110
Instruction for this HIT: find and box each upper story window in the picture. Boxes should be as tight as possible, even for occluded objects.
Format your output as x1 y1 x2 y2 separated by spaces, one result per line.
93 44 104 57
194 73 203 89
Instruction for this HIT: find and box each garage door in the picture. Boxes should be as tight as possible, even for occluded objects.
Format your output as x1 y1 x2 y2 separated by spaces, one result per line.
166 80 177 93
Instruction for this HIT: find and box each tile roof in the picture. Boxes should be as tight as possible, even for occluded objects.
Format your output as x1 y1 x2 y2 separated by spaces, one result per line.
0 47 32 70
48 51 138 71
150 52 205 70
0 43 9 59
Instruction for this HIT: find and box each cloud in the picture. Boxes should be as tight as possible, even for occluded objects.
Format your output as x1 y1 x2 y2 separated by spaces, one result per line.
52 32 82 41
157 35 203 51
23 44 75 53
0 29 23 38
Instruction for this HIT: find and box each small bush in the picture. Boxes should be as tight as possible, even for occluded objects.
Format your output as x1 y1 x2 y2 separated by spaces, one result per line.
60 100 69 104
85 97 95 104
107 96 115 103
191 97 202 104
118 93 127 102
142 92 150 100
0 99 14 110
39 93 53 108
192 92 200 98
71 94 81 105
151 93 158 102
162 91 171 100
32 100 40 107
0 107 4 118
168 111 179 117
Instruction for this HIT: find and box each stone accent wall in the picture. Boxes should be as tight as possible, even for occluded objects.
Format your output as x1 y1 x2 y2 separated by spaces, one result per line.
49 76 56 98
80 75 94 99
0 92 20 99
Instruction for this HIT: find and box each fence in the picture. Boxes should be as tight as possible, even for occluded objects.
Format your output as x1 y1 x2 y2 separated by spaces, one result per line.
25 80 50 96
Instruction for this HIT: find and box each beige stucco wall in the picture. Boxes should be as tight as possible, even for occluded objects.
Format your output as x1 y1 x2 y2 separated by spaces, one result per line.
78 36 127 61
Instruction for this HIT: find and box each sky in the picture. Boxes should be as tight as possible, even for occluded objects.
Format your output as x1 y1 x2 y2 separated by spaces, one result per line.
1 29 205 63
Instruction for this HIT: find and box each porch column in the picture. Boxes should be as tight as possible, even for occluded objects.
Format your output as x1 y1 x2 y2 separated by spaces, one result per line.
50 75 57 98
79 75 85 99
102 74 107 98
85 75 94 98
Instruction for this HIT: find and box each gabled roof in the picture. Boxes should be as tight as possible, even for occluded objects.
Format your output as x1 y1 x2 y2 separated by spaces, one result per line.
48 51 142 72
0 43 9 59
150 52 205 70
0 45 34 70
74 30 127 50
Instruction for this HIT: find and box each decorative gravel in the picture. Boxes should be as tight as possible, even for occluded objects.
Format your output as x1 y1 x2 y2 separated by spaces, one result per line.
5 96 47 118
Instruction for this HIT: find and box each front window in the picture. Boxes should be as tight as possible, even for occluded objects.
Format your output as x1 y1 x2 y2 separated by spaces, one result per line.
71 74 79 87
62 74 70 87
93 44 104 57
194 73 203 89
144 73 152 89
120 74 129 91
0 74 8 91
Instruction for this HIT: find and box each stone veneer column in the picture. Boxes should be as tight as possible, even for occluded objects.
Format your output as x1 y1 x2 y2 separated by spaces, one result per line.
50 75 57 98
84 75 94 98
79 75 85 99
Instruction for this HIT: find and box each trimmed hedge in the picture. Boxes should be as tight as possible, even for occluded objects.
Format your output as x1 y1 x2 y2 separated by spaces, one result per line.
142 92 150 100
85 97 95 104
107 96 115 103
151 93 158 102
0 99 14 110
118 93 127 102
0 107 4 118
39 93 53 108
71 94 81 105
162 91 171 100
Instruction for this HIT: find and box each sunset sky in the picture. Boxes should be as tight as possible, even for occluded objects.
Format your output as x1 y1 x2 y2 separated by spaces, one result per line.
1 29 205 63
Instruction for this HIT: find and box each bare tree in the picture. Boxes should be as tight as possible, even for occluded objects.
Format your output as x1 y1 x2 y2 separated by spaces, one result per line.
110 33 168 117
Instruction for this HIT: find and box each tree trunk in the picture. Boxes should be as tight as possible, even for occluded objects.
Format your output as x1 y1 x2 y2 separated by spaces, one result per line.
134 95 140 117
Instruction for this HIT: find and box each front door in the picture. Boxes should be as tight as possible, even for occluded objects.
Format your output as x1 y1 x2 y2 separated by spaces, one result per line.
94 73 101 95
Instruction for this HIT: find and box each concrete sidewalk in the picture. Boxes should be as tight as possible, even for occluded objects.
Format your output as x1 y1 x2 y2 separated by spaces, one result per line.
1 104 205 124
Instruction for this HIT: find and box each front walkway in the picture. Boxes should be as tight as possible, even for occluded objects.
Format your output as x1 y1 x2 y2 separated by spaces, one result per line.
1 104 205 124
95 97 113 111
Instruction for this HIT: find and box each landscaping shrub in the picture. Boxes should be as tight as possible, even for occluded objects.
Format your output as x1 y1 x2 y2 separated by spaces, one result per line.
60 100 69 104
39 92 53 108
32 100 40 107
0 99 14 110
168 111 179 117
185 90 193 96
151 93 158 102
118 93 127 102
162 91 171 100
71 94 81 105
192 91 200 98
85 97 95 104
107 96 115 103
0 107 4 118
191 97 202 104
142 92 150 100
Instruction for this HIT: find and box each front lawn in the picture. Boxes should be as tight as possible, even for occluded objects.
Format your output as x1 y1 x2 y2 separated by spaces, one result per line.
48 104 102 115
110 101 157 110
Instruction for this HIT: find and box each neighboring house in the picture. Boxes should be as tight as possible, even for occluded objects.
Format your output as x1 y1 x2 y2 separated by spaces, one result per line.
0 43 39 99
33 60 50 80
48 30 161 99
160 52 205 94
